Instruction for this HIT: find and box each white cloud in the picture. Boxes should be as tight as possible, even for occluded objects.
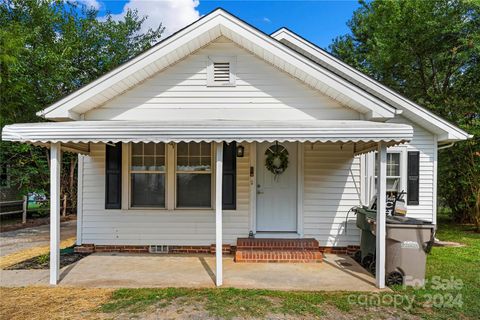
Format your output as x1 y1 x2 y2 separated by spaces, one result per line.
108 0 201 36
76 0 102 10
262 17 271 23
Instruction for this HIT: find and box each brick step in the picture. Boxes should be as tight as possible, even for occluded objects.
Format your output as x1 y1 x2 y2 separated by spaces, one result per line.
235 249 323 263
236 238 319 251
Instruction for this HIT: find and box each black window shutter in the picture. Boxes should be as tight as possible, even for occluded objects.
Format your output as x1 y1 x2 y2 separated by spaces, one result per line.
222 142 237 210
407 151 420 205
105 143 122 209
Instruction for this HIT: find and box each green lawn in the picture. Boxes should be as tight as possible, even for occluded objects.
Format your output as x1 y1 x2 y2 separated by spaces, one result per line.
98 219 479 319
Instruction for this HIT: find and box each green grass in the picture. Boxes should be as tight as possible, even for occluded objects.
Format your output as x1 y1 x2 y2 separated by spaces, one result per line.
392 215 480 319
98 219 479 319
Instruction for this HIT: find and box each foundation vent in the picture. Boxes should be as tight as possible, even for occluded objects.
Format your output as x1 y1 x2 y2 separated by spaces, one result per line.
149 245 169 254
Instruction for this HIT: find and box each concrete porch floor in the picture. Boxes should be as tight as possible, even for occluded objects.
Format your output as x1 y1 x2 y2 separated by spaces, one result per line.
60 253 378 291
1 253 385 291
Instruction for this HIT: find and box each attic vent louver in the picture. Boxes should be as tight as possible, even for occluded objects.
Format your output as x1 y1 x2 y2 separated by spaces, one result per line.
207 56 236 86
213 62 230 83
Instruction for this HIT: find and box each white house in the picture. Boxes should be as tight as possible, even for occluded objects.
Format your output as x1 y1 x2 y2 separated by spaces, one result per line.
2 9 471 288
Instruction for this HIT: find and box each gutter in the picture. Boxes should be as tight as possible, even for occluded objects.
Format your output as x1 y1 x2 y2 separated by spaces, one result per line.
438 142 455 150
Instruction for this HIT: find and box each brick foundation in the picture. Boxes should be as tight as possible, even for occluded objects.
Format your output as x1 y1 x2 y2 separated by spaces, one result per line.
74 243 359 260
319 245 360 255
75 244 233 254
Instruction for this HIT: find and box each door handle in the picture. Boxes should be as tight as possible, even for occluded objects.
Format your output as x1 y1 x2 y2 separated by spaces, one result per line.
257 190 264 194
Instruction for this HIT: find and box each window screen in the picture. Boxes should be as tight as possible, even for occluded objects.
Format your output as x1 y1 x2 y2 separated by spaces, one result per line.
130 142 166 208
176 142 212 208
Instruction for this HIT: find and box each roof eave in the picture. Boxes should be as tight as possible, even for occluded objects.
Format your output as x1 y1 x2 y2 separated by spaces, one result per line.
271 27 472 143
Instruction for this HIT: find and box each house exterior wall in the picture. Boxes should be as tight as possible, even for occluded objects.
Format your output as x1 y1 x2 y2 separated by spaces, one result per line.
84 37 360 122
80 142 251 246
80 141 365 246
362 117 437 222
77 37 437 247
302 143 361 246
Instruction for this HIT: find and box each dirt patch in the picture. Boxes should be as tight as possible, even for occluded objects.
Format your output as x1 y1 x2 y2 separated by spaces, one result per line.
0 237 76 269
0 288 428 320
0 287 113 320
0 215 76 233
111 297 212 320
5 249 90 270
434 240 466 247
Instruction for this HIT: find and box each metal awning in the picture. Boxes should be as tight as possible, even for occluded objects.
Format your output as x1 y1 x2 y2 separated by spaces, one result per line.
2 120 413 153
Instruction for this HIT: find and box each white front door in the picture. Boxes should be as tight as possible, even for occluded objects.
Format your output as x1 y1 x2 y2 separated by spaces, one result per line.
256 142 297 232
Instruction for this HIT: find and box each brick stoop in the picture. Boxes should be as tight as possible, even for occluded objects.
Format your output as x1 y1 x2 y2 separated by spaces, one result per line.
235 238 323 263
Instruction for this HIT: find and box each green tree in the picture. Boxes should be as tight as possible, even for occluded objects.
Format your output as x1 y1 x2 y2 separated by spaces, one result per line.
0 0 163 208
330 0 480 230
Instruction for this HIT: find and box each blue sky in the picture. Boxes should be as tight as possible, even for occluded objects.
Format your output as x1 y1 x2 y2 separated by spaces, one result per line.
92 0 361 50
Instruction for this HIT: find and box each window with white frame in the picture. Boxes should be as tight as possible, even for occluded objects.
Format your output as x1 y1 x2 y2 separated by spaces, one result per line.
176 142 212 208
130 142 166 208
375 152 402 195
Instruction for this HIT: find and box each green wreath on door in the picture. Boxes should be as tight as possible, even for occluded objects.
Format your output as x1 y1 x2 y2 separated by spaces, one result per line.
265 143 289 179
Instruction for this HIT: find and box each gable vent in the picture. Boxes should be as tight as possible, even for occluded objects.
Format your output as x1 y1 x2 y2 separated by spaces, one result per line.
207 56 236 87
213 62 230 83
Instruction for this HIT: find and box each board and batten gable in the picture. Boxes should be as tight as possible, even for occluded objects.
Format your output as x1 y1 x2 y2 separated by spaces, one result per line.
84 37 361 121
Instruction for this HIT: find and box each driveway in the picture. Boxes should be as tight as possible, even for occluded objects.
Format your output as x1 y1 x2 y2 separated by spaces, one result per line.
0 220 77 257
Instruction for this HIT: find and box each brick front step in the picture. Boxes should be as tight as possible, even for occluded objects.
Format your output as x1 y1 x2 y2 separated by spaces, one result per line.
235 250 323 263
236 238 319 251
235 238 323 263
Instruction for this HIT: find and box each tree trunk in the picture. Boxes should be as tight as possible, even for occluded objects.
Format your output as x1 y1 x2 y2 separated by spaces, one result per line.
475 189 480 232
69 157 77 192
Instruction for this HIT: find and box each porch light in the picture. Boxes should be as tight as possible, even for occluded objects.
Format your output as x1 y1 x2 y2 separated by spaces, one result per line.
236 145 245 157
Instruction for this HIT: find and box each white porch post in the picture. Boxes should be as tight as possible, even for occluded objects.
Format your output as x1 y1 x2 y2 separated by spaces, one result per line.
376 142 387 288
50 142 61 285
215 142 223 286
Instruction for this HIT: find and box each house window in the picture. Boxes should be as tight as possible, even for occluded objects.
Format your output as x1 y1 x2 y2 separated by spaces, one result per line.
130 142 166 208
375 152 402 195
207 56 236 86
176 142 212 208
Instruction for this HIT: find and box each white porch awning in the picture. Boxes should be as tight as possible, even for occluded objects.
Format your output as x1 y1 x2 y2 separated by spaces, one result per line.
2 120 413 153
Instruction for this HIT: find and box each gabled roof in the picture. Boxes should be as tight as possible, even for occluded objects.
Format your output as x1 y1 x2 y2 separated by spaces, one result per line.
37 8 471 143
271 27 472 142
38 8 398 121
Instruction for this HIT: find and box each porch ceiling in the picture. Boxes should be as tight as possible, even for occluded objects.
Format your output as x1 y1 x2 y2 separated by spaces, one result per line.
2 120 413 154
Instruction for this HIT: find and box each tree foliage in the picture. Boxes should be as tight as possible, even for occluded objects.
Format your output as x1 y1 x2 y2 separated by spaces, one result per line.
0 0 163 204
330 0 480 229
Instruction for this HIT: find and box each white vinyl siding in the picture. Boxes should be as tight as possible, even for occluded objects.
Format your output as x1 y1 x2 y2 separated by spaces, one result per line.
80 143 250 245
84 38 360 121
302 143 361 246
362 117 436 222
